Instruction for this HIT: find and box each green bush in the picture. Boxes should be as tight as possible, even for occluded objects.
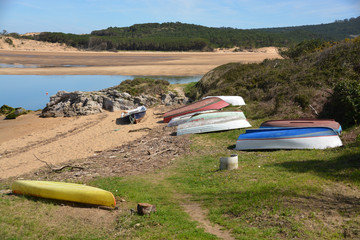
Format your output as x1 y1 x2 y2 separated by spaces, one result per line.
279 39 330 59
114 77 169 96
5 107 28 119
183 82 197 98
4 37 13 46
324 78 360 127
0 105 15 115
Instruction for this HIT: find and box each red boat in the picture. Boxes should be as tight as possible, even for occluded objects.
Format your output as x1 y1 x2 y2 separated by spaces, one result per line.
163 97 229 123
260 119 342 134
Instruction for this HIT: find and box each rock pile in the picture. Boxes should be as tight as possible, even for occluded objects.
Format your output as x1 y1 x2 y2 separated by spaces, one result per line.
41 88 188 117
161 90 190 106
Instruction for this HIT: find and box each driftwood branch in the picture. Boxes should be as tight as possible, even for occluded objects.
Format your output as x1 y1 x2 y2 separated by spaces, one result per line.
150 148 174 157
129 127 152 133
153 112 164 116
51 165 84 172
33 154 84 172
309 105 319 116
33 154 53 169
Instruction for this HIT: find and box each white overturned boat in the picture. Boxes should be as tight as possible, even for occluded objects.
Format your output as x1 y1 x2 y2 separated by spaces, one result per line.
202 96 246 106
177 111 251 136
235 127 343 150
167 110 217 127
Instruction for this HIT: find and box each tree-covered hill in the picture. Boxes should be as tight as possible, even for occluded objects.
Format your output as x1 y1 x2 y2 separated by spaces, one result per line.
257 16 360 41
187 37 360 127
20 16 360 51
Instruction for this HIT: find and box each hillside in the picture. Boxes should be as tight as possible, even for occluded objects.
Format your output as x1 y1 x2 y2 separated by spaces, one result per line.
257 16 360 40
16 16 360 51
187 38 360 127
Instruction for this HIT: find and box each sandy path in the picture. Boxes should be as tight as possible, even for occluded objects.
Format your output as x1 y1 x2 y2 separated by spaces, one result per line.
0 109 163 179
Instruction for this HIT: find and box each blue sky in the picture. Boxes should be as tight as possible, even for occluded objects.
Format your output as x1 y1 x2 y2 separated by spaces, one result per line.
0 0 359 34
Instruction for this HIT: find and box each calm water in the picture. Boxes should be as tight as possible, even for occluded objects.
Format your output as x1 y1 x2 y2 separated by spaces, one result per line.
0 75 201 110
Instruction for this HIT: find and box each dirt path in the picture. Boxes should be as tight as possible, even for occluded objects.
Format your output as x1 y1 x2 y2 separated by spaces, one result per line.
179 194 235 240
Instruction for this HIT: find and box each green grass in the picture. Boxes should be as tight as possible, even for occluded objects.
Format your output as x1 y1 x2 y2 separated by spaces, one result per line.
1 125 359 239
92 177 217 239
167 131 360 239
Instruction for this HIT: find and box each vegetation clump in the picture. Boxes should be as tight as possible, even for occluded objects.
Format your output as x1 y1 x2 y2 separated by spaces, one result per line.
0 105 15 115
113 77 170 96
187 37 360 127
0 105 29 119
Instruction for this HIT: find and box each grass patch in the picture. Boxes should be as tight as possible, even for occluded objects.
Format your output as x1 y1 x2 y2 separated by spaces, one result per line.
92 176 217 239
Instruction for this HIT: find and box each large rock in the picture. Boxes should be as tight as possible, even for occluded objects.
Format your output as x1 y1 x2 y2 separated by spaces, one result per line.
161 91 190 106
41 88 165 118
41 86 187 118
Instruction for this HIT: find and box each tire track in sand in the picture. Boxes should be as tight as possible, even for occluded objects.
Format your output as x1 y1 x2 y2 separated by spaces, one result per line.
0 114 107 158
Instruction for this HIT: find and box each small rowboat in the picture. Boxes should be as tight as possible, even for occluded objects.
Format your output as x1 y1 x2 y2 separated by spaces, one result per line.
202 96 246 106
235 127 343 150
260 119 342 134
12 180 116 208
177 111 251 135
167 110 217 127
163 97 229 123
121 106 147 124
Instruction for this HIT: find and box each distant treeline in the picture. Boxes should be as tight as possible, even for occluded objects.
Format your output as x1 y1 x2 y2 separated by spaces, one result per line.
20 17 360 51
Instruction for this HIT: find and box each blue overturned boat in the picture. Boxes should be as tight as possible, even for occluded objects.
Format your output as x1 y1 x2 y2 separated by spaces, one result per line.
259 119 342 135
235 127 343 150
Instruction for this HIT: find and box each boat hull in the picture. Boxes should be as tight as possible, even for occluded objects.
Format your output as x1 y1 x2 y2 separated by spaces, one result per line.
163 97 229 123
12 180 116 208
121 106 147 124
260 119 342 134
187 111 246 122
236 127 343 150
167 110 217 127
202 96 246 106
177 113 251 135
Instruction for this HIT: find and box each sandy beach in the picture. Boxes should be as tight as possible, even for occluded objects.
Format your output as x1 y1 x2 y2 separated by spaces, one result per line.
0 39 282 179
0 49 280 76
0 36 281 76
0 108 166 180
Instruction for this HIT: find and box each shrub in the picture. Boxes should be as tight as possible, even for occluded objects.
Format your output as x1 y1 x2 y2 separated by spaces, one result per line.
4 107 28 119
322 78 360 127
4 37 13 46
183 82 197 97
0 105 15 115
114 78 169 96
279 39 330 59
294 94 310 110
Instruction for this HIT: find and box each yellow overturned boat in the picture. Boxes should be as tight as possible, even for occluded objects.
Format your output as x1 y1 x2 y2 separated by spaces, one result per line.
12 180 116 208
